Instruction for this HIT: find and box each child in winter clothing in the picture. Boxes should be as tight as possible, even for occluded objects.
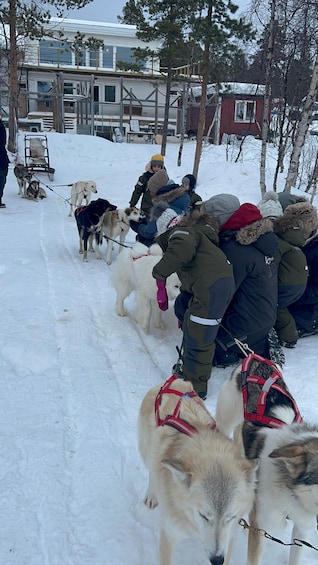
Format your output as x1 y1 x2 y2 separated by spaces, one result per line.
129 153 165 219
181 174 202 209
205 195 280 366
152 208 235 399
272 201 318 347
130 169 190 246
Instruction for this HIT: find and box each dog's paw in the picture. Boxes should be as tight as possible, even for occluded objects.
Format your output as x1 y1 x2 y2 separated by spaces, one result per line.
116 308 126 317
144 492 158 509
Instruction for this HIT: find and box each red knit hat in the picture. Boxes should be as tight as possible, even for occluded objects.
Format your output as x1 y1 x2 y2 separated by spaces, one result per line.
221 203 262 231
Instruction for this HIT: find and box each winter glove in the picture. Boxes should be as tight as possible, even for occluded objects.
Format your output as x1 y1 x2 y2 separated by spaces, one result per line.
156 280 168 311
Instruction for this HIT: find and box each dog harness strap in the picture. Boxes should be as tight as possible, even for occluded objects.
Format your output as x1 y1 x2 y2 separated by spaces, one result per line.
241 353 303 428
132 250 151 261
155 375 217 436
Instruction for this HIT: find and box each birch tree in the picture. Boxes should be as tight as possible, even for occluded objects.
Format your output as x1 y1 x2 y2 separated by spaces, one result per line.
284 55 318 192
259 0 275 196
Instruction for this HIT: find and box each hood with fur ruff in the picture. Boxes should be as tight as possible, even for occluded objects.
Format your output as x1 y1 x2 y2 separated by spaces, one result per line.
274 202 318 241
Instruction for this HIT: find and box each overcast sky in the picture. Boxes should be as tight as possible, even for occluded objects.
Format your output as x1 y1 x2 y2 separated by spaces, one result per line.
70 0 250 23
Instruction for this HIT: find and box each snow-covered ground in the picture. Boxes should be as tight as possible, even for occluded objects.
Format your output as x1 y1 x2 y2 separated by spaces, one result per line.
1 131 318 564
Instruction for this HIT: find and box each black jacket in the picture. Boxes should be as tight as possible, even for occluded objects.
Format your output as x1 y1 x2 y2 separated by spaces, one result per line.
219 218 279 342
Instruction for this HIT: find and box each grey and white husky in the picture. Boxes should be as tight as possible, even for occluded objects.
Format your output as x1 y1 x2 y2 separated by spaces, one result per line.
138 376 258 565
215 353 318 565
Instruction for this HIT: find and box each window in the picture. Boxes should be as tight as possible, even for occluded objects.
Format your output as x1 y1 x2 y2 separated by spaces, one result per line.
39 40 72 65
235 100 256 122
105 85 115 102
116 46 134 64
103 46 113 68
37 81 52 109
89 48 100 68
64 82 74 96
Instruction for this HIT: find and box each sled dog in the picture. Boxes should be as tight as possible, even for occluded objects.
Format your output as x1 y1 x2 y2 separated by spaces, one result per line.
75 198 117 262
69 180 98 216
215 353 318 565
14 164 33 197
25 180 47 201
138 376 258 565
100 206 143 265
111 242 181 333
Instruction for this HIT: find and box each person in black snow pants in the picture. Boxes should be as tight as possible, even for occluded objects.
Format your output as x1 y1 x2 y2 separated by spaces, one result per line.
152 208 235 400
0 118 9 209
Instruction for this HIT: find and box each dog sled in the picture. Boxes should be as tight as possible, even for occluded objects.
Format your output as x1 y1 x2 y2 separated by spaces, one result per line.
24 134 55 181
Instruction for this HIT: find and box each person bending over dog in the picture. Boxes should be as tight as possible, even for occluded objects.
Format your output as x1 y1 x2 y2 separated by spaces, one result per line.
152 208 235 400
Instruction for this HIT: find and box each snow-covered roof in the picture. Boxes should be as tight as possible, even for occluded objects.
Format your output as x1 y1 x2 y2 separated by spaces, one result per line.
191 82 266 98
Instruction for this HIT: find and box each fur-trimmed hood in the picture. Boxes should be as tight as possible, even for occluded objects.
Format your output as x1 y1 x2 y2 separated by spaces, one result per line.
235 218 275 245
221 216 278 257
274 201 318 243
151 184 190 215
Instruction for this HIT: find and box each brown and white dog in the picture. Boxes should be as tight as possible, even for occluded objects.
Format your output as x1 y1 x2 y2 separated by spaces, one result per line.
68 180 98 216
100 206 143 265
14 164 33 197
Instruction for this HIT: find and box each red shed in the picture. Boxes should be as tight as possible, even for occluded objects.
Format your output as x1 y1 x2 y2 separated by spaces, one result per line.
183 82 267 144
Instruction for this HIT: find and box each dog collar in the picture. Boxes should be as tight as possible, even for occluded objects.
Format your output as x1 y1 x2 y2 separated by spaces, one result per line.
155 375 217 436
241 353 303 428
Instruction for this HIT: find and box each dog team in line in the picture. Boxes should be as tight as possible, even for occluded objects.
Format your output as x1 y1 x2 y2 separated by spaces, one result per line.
6 139 318 563
131 155 318 565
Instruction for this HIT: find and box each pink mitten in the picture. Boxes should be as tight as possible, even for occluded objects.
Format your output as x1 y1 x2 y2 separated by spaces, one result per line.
156 280 168 311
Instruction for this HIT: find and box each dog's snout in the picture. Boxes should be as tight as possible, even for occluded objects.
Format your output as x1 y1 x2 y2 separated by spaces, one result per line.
209 555 224 565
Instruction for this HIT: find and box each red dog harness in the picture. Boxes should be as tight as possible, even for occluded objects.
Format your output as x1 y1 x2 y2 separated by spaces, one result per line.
155 375 217 435
241 353 303 428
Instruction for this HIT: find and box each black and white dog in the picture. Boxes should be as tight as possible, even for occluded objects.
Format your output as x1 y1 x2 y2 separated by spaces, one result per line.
215 354 318 565
75 198 117 262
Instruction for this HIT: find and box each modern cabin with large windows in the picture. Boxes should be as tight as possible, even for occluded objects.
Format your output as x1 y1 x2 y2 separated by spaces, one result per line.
16 18 183 138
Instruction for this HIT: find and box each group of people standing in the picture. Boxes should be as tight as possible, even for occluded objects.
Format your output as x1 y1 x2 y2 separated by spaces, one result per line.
129 153 318 399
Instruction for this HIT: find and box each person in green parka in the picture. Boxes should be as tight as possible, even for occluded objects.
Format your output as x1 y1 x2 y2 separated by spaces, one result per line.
152 208 235 399
273 201 318 347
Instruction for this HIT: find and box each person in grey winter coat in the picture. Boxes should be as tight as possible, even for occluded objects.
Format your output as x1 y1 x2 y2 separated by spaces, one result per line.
152 208 235 399
203 195 280 367
0 118 9 208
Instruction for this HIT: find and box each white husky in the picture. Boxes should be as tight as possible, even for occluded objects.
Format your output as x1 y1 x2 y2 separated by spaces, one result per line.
215 354 318 565
111 242 181 333
68 180 97 216
138 376 258 565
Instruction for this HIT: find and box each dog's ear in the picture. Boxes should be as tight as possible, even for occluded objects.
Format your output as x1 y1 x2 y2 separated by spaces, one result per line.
269 444 307 478
161 457 192 487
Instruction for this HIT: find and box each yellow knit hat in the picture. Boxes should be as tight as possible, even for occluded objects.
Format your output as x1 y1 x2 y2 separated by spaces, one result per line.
151 154 164 168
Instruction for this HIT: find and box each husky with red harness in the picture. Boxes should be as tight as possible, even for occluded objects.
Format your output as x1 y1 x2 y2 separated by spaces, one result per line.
138 375 258 565
215 353 318 565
